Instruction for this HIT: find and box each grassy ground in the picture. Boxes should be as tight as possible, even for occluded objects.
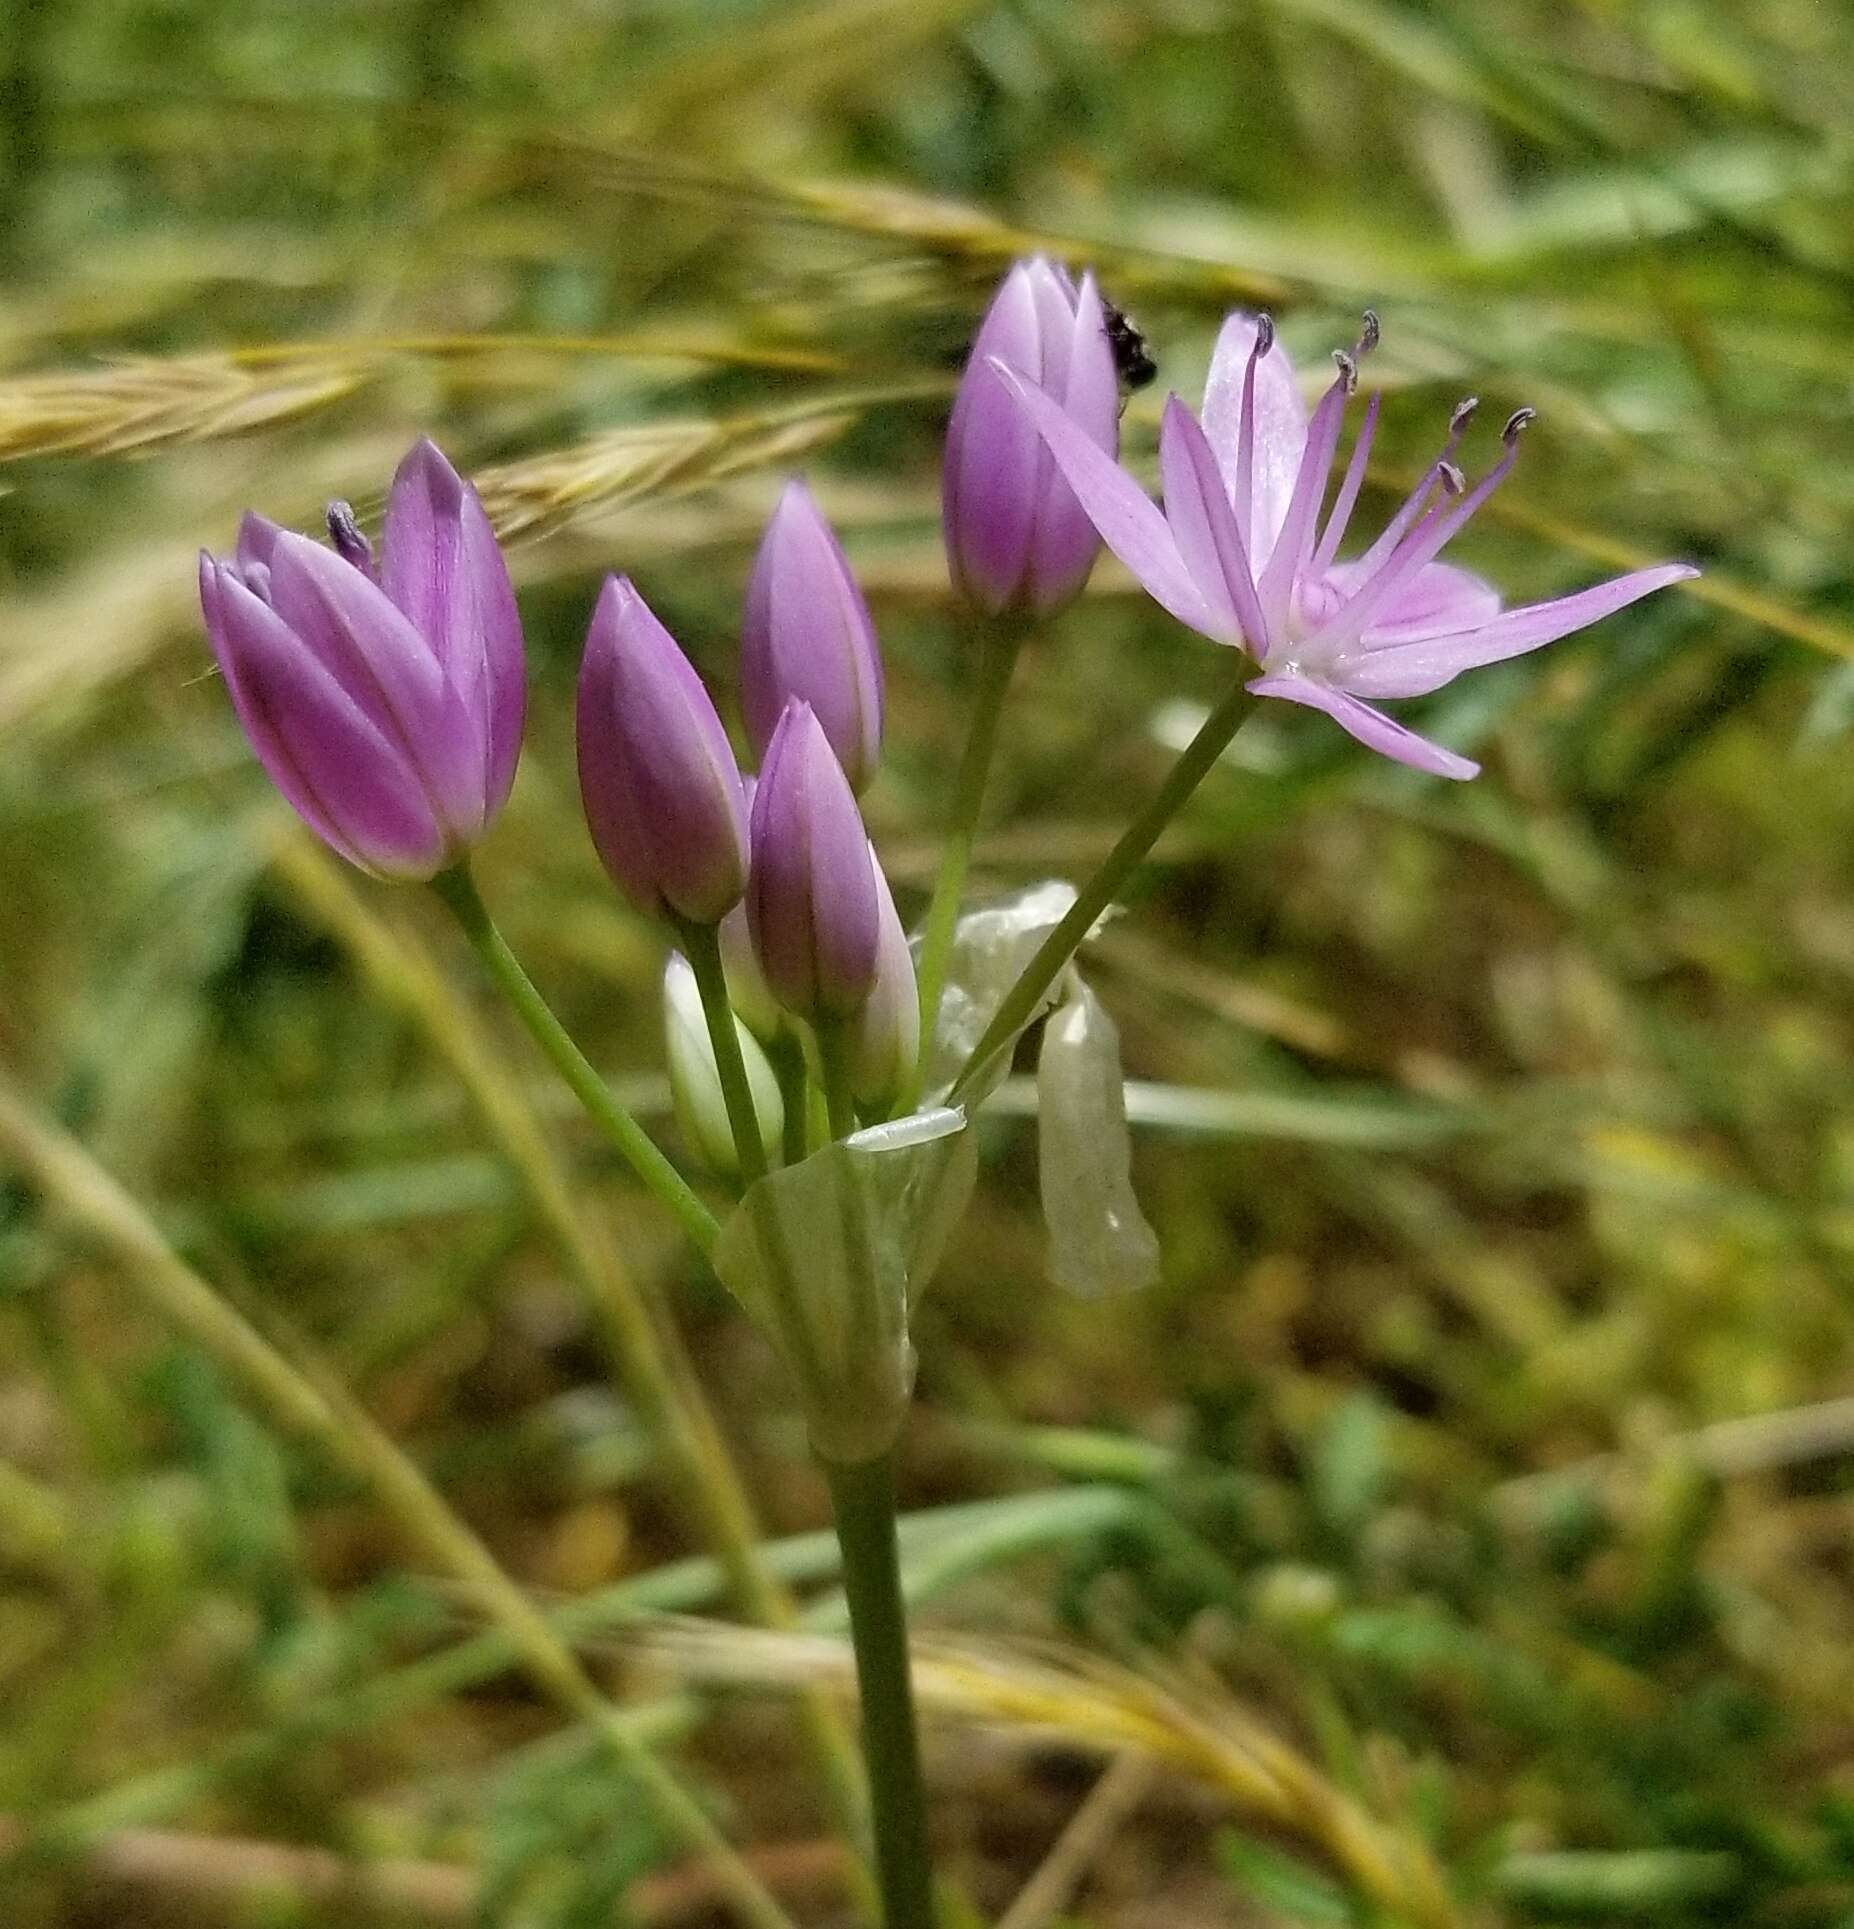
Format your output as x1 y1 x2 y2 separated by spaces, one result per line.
3 1 1854 1923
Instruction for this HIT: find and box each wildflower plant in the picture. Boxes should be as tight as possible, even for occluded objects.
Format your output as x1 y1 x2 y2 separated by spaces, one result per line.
192 263 1695 1929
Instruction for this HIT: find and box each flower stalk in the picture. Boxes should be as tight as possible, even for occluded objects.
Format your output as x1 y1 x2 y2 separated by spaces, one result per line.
430 862 720 1253
949 677 1257 1104
910 614 1022 1098
434 868 875 1858
681 919 772 1189
825 1451 938 1929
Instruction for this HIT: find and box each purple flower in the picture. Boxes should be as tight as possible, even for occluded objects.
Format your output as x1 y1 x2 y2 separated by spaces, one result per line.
576 576 749 925
944 257 1121 618
849 848 919 1115
994 311 1698 779
743 479 885 794
198 438 526 877
747 701 881 1022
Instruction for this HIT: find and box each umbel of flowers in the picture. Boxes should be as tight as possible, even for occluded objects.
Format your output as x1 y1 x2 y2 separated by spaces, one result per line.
198 264 1695 1929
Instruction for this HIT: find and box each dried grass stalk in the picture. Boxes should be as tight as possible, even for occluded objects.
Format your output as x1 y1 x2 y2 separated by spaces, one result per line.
628 1620 1467 1929
0 355 368 462
472 399 880 541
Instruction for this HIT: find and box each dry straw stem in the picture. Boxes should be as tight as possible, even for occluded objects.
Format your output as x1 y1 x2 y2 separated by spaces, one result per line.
269 829 868 1839
0 336 850 468
532 137 1292 309
0 354 368 462
470 388 927 540
0 380 919 730
47 98 1293 311
993 1753 1159 1929
634 1622 1466 1929
0 1082 797 1929
0 1821 850 1927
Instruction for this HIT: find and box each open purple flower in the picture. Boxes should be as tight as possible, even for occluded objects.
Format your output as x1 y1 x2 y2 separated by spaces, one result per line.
199 438 525 876
994 311 1697 779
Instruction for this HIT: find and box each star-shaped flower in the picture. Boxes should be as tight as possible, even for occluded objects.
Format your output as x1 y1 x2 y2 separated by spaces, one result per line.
996 310 1697 779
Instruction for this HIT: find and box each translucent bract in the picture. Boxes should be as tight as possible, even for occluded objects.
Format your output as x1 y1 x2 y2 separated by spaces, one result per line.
713 1108 976 1461
1037 978 1159 1296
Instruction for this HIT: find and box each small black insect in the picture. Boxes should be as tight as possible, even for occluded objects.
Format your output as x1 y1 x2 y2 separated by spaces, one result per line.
1102 299 1157 395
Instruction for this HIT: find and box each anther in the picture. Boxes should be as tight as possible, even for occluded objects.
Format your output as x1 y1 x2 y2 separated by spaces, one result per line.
1331 349 1358 394
1356 309 1380 356
1438 460 1466 497
1449 396 1480 434
1252 313 1275 358
325 501 374 575
1502 406 1536 445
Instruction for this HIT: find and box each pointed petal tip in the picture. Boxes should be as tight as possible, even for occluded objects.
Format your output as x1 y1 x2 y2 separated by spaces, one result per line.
1248 673 1482 781
392 434 466 506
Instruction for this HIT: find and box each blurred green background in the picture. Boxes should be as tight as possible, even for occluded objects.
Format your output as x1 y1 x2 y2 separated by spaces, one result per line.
3 1 1854 1923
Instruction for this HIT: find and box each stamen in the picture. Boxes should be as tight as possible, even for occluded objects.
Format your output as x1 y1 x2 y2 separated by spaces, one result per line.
1343 393 1480 583
1331 349 1358 394
1258 358 1352 632
1355 310 1380 357
1234 314 1273 555
1310 435 1525 659
1502 406 1537 444
1311 391 1380 575
1438 460 1466 497
325 501 375 576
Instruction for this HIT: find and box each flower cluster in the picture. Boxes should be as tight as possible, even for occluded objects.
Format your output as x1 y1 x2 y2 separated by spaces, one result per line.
201 445 915 1159
199 263 1698 1166
193 259 1701 1929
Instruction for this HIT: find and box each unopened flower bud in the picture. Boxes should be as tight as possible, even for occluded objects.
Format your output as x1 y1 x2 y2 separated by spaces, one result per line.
576 576 749 926
943 257 1120 616
198 438 525 879
663 954 783 1176
747 701 880 1021
743 480 885 794
849 849 919 1116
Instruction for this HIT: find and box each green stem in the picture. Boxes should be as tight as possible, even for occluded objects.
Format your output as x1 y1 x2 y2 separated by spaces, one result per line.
825 1452 936 1929
948 679 1257 1104
818 1022 859 1143
771 1034 812 1167
910 618 1022 1101
681 921 768 1188
432 864 719 1254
